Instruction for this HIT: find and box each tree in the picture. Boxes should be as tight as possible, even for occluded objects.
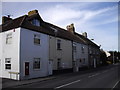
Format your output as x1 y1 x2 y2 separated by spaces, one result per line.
100 49 108 66
108 51 120 63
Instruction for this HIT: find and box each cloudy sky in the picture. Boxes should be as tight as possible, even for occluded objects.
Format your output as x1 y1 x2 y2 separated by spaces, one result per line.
1 1 119 51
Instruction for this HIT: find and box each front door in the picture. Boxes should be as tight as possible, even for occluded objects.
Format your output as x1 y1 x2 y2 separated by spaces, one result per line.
25 62 29 75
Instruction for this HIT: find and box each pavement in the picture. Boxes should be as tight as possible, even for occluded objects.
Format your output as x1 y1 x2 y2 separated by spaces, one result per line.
1 76 56 88
1 63 120 89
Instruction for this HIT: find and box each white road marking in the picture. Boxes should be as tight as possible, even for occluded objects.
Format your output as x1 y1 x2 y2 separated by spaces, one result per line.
55 80 81 89
112 80 120 89
88 73 100 78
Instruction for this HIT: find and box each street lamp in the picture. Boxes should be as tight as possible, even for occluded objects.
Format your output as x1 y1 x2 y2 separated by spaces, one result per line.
113 51 115 64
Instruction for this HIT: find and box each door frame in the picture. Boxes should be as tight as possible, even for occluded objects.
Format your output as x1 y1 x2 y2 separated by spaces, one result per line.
24 62 30 76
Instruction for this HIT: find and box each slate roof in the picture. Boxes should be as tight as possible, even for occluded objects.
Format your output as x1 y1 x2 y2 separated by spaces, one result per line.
0 12 99 48
75 33 100 48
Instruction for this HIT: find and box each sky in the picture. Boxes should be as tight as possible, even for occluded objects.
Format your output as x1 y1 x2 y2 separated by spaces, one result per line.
1 1 119 51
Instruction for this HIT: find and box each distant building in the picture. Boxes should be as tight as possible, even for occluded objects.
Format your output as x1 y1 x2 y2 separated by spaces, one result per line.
0 10 100 80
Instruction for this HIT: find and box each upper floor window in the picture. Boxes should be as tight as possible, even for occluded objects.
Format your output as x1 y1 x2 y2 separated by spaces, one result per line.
6 33 12 44
5 58 11 70
34 34 40 45
32 19 40 26
81 45 84 53
73 43 76 52
57 39 62 50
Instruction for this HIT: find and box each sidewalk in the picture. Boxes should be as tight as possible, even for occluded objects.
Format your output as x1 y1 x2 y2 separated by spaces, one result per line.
1 76 56 88
1 64 115 88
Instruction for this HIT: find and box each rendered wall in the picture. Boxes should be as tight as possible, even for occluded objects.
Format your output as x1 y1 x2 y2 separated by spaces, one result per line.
20 28 49 80
0 28 20 80
49 36 72 70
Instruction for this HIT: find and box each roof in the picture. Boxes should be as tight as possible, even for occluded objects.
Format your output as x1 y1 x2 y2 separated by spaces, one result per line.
1 15 26 32
1 11 99 47
75 32 100 48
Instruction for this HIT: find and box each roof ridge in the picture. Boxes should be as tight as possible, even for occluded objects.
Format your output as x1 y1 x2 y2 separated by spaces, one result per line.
44 22 67 31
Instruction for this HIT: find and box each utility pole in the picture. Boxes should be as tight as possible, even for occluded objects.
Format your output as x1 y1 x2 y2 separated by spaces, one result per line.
113 51 114 64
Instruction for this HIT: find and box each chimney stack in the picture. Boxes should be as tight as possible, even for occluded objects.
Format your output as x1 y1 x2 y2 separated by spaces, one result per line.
2 16 12 24
82 32 87 38
66 23 75 33
28 10 38 16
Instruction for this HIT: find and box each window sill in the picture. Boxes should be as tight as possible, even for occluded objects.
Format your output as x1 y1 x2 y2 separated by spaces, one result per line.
33 69 40 71
57 49 62 50
34 44 41 46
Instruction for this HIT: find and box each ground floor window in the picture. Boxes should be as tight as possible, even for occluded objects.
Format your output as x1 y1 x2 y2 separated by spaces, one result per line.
33 58 40 69
83 58 85 64
5 58 11 70
57 58 61 69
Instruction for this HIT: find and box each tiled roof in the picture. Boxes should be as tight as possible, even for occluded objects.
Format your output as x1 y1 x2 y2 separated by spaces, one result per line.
75 32 100 48
1 12 99 47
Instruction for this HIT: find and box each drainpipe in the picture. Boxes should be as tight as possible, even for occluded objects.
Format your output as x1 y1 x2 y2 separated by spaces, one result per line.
72 41 74 72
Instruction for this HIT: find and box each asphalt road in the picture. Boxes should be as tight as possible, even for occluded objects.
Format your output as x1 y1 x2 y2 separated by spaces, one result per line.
13 64 120 89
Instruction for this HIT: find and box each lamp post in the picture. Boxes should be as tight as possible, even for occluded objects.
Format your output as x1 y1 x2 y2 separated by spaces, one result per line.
113 51 115 64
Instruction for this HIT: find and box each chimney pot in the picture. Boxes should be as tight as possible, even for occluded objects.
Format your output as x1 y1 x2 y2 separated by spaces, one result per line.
82 32 87 38
28 10 38 16
2 16 12 24
66 23 75 33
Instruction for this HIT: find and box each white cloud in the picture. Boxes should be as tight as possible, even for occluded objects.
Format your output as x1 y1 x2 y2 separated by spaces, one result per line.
42 3 117 28
1 2 118 51
41 3 118 51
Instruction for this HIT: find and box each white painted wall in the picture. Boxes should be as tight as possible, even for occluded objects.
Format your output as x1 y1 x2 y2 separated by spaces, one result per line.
75 42 88 68
20 28 49 80
49 36 72 70
0 28 20 80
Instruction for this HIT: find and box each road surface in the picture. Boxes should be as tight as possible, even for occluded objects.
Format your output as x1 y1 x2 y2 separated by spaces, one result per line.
12 64 120 89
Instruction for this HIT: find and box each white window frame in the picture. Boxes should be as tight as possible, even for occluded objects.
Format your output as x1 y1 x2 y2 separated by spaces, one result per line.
57 39 62 50
34 34 40 45
5 58 11 70
6 33 12 44
33 58 40 70
73 43 77 52
81 45 84 53
32 19 40 26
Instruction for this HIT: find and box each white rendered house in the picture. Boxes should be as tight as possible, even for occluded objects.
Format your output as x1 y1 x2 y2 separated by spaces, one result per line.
0 10 53 80
0 10 100 80
0 27 52 80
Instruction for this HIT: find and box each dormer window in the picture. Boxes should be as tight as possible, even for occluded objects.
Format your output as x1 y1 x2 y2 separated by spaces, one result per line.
32 19 40 26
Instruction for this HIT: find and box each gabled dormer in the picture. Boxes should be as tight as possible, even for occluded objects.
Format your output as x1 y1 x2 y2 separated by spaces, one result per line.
27 10 43 27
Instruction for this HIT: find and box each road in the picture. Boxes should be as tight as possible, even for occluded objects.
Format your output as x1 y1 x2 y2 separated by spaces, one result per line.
13 64 120 89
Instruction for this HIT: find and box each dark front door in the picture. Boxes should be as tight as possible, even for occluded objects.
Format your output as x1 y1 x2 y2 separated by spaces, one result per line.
25 62 29 75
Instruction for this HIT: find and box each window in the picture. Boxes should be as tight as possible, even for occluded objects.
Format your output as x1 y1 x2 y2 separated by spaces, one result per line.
81 46 84 53
57 58 61 69
57 39 61 50
5 58 11 70
6 33 12 44
83 58 85 64
34 34 40 45
79 59 82 63
73 43 76 52
33 58 40 69
32 19 40 26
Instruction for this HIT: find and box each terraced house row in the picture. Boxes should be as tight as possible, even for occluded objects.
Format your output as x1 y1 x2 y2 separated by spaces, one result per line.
0 10 100 80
